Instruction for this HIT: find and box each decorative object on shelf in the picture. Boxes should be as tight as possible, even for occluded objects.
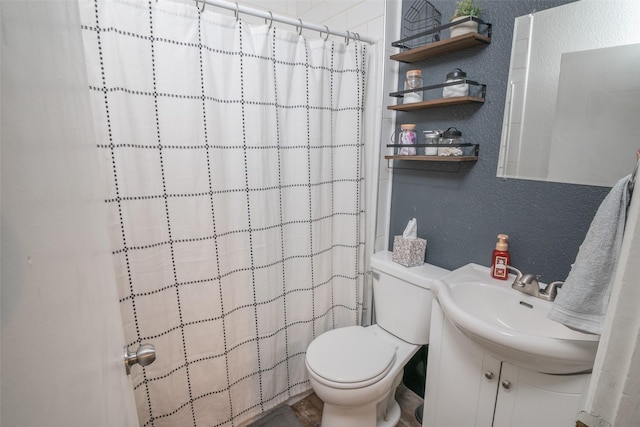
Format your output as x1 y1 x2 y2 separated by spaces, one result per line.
450 0 481 38
404 70 424 104
443 68 469 98
397 124 417 155
423 130 442 155
399 0 442 50
439 127 464 156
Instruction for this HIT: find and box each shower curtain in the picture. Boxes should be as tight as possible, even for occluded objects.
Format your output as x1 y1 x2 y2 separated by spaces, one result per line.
79 0 368 426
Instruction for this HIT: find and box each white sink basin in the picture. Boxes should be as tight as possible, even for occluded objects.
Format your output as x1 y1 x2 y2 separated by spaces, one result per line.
432 263 600 374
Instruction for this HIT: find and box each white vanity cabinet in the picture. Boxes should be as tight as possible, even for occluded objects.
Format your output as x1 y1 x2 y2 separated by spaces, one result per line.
423 302 591 427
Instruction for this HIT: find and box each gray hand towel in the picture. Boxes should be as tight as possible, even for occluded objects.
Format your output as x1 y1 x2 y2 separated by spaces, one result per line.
548 175 632 335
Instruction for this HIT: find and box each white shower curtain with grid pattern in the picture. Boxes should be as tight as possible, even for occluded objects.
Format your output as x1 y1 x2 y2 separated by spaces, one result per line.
79 0 368 425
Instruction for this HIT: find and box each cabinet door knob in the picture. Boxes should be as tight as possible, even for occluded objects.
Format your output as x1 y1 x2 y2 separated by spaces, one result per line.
501 380 511 390
484 371 494 380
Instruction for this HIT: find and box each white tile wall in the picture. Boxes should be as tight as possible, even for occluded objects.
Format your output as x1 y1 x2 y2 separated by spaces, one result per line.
294 0 384 37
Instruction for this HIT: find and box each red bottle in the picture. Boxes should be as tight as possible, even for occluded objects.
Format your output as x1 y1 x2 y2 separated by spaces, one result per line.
491 234 510 280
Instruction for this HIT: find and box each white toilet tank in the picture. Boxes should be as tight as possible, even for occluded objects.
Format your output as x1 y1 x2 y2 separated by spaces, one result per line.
370 251 449 345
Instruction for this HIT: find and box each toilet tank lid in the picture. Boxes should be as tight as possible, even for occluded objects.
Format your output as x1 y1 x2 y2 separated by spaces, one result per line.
370 251 450 289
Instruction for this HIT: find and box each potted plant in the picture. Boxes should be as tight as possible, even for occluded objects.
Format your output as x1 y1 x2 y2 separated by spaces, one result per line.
450 0 481 38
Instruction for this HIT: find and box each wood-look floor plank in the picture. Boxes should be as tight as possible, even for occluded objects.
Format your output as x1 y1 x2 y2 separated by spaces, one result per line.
290 393 323 427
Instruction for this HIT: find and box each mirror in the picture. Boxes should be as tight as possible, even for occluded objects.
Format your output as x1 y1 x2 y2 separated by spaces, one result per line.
498 1 640 187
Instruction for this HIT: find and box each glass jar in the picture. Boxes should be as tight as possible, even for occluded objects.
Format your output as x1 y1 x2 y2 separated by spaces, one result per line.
398 124 417 155
404 70 423 104
439 127 464 156
422 130 442 156
442 68 469 99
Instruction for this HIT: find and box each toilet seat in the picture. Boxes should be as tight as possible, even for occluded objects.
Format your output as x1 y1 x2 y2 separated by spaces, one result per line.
306 326 397 389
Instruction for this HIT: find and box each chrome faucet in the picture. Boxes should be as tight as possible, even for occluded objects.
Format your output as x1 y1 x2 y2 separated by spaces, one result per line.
507 265 563 302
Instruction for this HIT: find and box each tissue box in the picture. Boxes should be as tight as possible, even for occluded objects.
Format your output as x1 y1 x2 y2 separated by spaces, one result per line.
392 235 427 267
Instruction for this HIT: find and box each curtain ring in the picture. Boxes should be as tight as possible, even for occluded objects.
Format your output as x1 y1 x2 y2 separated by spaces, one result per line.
265 11 273 29
345 31 351 45
194 0 205 13
296 18 303 35
234 2 240 21
354 32 361 42
320 25 329 41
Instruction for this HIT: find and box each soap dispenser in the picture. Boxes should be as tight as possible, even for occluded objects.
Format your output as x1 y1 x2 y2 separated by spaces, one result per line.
491 234 510 280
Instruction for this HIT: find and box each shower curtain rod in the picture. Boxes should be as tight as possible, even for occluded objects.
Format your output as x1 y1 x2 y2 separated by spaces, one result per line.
195 0 375 44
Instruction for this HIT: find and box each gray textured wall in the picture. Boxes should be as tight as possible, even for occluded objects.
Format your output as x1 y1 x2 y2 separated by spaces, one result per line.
389 0 611 281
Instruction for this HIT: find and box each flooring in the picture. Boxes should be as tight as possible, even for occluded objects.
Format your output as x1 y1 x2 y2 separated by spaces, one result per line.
289 383 423 427
248 404 303 426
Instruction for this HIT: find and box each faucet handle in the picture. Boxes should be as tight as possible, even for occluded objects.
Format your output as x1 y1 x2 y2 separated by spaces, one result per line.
540 281 563 301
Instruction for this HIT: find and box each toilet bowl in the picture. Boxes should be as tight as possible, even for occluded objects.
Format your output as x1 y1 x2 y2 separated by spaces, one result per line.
305 251 449 427
306 325 418 427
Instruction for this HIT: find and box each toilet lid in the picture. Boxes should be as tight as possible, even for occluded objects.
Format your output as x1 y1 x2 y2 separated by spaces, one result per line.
306 326 396 384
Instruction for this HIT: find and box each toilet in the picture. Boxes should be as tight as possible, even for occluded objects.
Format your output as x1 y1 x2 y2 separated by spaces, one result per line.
305 251 449 427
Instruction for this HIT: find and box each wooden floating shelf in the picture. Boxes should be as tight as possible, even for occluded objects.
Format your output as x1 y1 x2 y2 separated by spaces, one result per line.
384 155 478 162
387 96 485 112
390 32 491 63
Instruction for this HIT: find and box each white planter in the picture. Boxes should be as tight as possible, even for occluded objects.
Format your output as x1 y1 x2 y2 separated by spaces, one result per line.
450 16 479 38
